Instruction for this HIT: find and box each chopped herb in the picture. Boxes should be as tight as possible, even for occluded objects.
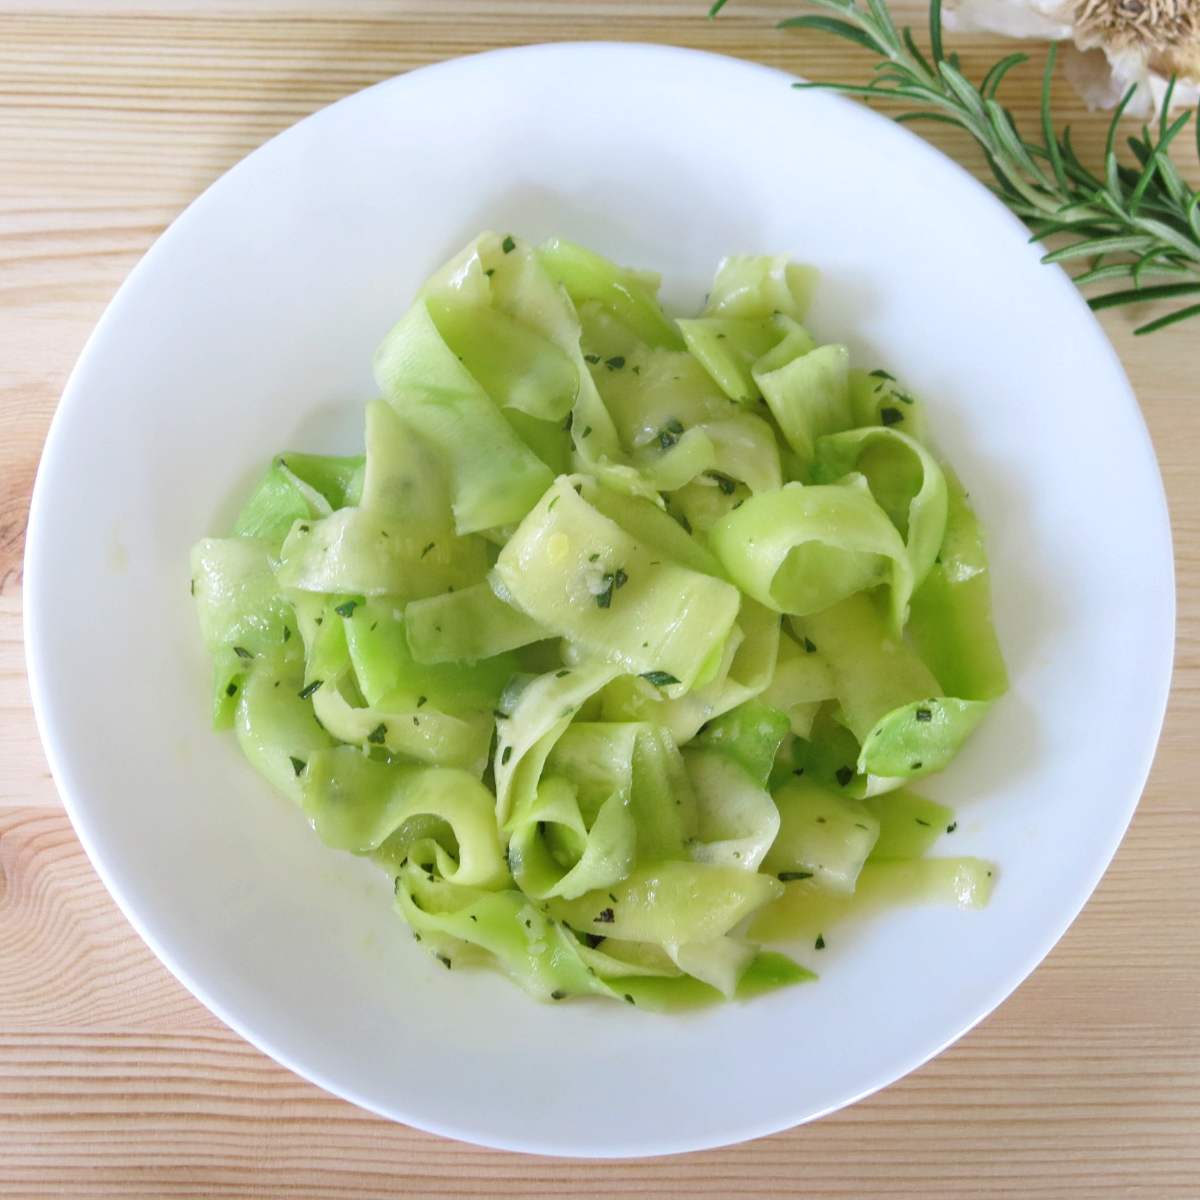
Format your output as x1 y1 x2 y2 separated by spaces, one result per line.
416 695 427 708
334 599 358 618
588 552 600 562
677 512 692 533
492 709 507 720
581 425 592 438
547 495 560 512
915 817 931 827
880 407 904 426
912 761 923 770
584 932 605 949
367 723 387 744
550 990 566 1001
895 391 917 405
632 365 641 375
484 267 495 277
656 416 685 451
641 671 680 687
273 681 280 688
289 756 306 776
314 617 323 626
501 234 516 254
298 680 323 700
412 715 419 726
555 669 571 679
612 567 628 589
573 482 583 494
524 919 532 929
189 579 195 596
413 932 421 942
501 746 513 766
706 470 737 495
816 816 827 824
815 934 826 951
732 498 744 509
469 913 478 922
283 625 291 642
225 682 239 697
778 871 813 882
595 908 615 924
608 892 618 903
803 638 817 653
855 822 869 830
562 411 574 431
437 954 452 970
420 542 436 558
946 821 958 834
624 993 635 1005
835 766 854 787
869 368 896 381
604 355 625 370
915 707 933 722
583 353 600 364
595 574 616 609
298 524 310 533
793 767 805 777
233 645 253 660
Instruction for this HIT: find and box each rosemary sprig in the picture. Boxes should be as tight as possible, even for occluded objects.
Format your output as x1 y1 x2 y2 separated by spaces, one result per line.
710 0 1200 335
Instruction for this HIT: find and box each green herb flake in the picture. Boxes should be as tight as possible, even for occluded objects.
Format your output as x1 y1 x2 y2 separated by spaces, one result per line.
588 552 600 562
835 766 854 787
869 368 895 381
815 934 826 951
501 745 513 766
289 756 306 777
880 407 904 426
555 669 571 679
484 268 495 277
803 637 818 654
417 695 427 708
420 542 436 558
915 817 931 827
334 599 358 618
706 470 737 495
233 645 253 660
501 235 516 254
584 932 605 949
641 671 680 687
947 821 958 834
583 353 600 364
911 761 923 770
550 990 566 1001
915 707 933 721
438 954 452 970
298 680 323 700
367 723 387 744
225 682 239 697
778 871 813 882
282 626 291 642
581 425 592 438
624 993 635 1005
604 355 625 370
595 907 615 924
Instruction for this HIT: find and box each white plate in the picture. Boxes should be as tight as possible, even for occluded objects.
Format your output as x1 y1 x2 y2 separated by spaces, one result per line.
24 43 1174 1157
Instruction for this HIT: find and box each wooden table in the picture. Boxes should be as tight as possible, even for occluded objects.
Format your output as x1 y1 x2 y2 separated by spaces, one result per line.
2 2 1197 1195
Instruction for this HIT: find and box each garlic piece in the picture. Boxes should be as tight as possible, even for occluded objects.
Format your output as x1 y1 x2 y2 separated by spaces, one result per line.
945 0 1200 116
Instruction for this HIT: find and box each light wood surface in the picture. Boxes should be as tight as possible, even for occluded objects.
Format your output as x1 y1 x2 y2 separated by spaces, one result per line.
2 2 1198 1195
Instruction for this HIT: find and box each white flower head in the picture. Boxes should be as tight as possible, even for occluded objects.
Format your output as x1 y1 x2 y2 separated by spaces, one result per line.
945 0 1200 116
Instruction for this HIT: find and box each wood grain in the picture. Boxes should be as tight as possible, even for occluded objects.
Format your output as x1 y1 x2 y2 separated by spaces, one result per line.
1 3 1197 1195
